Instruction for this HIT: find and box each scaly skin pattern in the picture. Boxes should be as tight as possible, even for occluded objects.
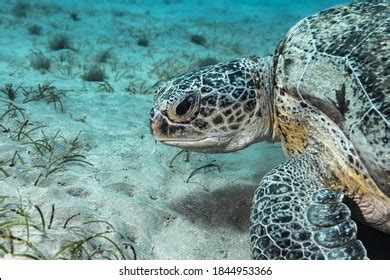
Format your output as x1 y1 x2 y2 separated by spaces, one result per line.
150 2 390 259
274 90 390 233
273 2 389 195
250 150 366 260
272 1 390 233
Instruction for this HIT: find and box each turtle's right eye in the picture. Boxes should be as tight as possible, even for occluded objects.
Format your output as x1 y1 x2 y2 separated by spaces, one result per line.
176 95 194 116
167 93 199 123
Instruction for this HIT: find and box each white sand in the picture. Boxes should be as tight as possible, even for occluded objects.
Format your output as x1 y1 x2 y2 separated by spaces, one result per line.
0 0 346 259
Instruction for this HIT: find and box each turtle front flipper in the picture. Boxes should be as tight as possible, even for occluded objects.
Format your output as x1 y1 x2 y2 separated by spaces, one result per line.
250 151 367 260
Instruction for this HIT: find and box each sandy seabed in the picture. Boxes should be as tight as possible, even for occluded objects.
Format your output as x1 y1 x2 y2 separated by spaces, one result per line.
1 0 371 260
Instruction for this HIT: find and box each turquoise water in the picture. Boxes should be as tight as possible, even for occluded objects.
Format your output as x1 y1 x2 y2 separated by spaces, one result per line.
0 0 388 260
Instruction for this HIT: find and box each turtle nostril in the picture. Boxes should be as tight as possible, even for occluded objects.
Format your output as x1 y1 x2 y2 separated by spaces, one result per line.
160 118 169 135
150 108 156 119
149 109 158 136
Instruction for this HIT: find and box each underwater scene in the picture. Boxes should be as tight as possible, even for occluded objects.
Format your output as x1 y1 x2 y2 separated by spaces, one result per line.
0 0 389 260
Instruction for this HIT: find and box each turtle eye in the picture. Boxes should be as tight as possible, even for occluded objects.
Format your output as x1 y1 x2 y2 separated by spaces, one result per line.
167 93 199 123
176 95 194 116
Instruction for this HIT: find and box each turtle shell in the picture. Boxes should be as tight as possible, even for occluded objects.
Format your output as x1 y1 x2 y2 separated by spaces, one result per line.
272 2 389 194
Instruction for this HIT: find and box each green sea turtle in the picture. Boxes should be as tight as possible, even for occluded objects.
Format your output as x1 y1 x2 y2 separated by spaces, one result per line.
149 2 389 259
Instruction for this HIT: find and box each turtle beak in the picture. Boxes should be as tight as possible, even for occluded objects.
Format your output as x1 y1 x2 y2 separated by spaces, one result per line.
150 108 169 141
149 108 159 138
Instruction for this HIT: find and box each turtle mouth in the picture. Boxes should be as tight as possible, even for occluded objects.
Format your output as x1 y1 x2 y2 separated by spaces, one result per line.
156 136 232 153
150 109 234 153
159 138 203 143
161 138 207 146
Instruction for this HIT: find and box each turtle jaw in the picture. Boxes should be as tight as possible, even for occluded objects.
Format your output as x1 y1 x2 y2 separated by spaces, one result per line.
158 137 232 153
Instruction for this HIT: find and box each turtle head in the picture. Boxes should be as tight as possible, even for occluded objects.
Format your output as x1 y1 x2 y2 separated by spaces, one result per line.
150 56 275 153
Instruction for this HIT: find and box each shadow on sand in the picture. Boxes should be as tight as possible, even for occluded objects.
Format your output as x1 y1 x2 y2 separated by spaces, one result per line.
171 183 389 259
